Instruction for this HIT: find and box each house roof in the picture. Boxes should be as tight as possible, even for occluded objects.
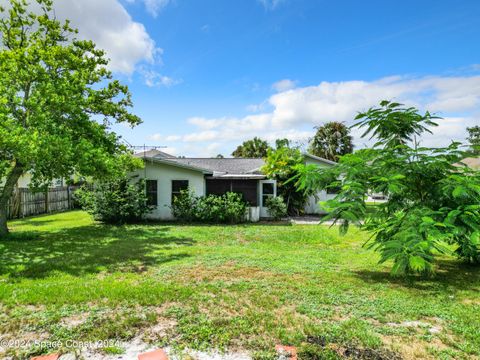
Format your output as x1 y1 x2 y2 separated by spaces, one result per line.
140 151 335 178
303 153 337 166
458 157 480 170
171 158 266 177
135 149 177 159
143 157 214 174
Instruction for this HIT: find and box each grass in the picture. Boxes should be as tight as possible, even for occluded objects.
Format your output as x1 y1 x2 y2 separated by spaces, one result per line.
0 211 479 359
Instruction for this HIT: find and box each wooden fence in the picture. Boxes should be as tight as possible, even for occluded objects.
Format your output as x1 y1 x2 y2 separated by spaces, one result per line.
7 186 81 219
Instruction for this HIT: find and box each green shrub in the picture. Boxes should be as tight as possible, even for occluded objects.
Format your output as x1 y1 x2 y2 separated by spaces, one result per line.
295 100 480 276
75 176 152 224
170 189 198 222
265 196 288 220
171 190 248 223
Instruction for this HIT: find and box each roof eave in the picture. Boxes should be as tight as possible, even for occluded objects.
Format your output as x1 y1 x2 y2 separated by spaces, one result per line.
143 157 213 174
303 153 337 166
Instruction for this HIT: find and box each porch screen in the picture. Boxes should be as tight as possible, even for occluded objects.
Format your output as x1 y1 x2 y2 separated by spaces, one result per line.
206 179 258 206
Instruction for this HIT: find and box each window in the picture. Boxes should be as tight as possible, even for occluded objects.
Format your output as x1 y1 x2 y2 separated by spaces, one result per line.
146 180 158 206
261 182 275 206
172 180 189 204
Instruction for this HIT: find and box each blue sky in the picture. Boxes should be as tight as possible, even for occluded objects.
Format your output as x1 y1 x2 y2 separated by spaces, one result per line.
49 0 480 156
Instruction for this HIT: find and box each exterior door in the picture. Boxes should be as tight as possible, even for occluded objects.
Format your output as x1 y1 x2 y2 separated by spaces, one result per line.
260 180 276 218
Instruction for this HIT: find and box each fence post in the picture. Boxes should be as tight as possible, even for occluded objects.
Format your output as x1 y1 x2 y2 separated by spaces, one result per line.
15 189 21 218
45 188 49 213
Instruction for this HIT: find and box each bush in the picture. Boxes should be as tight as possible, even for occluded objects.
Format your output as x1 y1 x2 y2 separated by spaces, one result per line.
170 189 198 222
295 100 480 276
265 196 288 220
75 176 152 224
262 147 309 216
171 190 248 223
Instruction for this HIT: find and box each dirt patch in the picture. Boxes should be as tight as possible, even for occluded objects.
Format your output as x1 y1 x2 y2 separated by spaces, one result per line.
385 319 443 335
380 335 449 360
339 346 402 360
174 263 278 283
60 313 89 328
300 338 402 360
461 298 480 306
172 263 305 286
143 317 178 342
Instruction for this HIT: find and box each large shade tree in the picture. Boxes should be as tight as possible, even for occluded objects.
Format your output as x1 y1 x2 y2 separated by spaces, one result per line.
0 0 141 236
309 121 353 161
232 137 271 158
296 101 480 276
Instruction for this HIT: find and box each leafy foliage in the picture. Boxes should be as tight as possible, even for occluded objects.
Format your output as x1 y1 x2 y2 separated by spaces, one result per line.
265 196 288 220
0 0 141 235
262 147 309 216
295 100 480 276
467 125 480 155
309 121 353 161
171 190 248 223
232 137 271 158
75 177 152 224
355 100 439 147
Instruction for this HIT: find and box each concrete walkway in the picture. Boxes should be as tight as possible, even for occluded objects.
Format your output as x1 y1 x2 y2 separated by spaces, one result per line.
288 216 336 225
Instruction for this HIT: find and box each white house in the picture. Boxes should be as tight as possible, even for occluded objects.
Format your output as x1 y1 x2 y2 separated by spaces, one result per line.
303 153 338 214
1 172 67 189
134 150 336 222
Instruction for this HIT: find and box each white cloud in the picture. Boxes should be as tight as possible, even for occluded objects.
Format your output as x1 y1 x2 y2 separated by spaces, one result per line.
187 117 224 130
183 131 220 142
125 0 171 17
272 79 297 92
267 75 480 128
139 67 180 87
258 0 285 10
157 73 480 156
53 0 159 75
0 0 161 75
144 0 171 17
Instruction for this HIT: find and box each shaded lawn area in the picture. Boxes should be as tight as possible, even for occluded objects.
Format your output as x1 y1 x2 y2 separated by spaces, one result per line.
0 211 479 359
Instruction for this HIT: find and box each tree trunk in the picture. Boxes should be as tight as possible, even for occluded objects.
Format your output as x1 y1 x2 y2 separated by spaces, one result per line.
0 163 24 237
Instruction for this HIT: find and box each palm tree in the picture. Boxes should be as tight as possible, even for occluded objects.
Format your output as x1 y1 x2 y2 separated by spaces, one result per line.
309 122 353 161
232 137 271 158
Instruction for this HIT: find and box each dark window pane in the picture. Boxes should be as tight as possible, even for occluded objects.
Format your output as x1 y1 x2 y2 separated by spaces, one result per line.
262 195 270 206
171 180 189 204
262 183 274 194
146 180 158 206
172 180 189 193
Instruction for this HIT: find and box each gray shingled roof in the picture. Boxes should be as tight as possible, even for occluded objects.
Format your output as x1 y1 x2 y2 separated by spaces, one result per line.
168 158 265 176
135 149 176 159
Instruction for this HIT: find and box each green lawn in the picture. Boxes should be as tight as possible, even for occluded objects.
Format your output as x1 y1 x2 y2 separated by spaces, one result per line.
1 211 479 359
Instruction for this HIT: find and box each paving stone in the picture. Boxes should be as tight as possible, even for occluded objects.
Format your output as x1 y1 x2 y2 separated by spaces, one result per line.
31 354 60 360
138 349 169 360
275 345 297 360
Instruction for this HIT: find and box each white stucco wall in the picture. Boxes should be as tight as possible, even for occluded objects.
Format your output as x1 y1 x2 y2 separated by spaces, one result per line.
304 156 336 215
134 161 206 220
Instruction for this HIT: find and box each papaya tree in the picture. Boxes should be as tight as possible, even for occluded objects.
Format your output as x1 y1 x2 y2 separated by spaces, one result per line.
295 101 480 275
0 0 141 236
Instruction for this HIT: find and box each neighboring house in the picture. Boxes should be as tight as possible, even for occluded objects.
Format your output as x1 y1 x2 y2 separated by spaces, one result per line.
303 154 338 214
134 150 336 221
459 157 480 170
1 172 66 189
